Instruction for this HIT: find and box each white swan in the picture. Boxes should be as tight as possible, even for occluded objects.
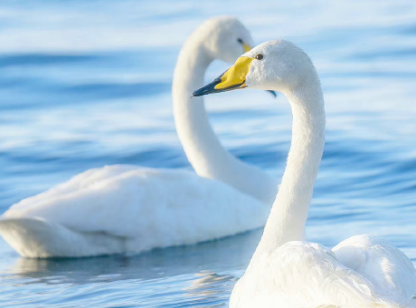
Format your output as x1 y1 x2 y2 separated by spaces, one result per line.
0 17 276 258
193 40 416 308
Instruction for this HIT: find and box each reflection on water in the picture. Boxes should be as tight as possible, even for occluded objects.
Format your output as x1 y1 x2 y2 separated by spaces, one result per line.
0 0 416 306
0 231 260 307
5 230 260 284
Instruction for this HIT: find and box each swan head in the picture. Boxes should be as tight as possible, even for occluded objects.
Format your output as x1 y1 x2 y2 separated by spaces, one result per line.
193 40 318 96
196 16 254 64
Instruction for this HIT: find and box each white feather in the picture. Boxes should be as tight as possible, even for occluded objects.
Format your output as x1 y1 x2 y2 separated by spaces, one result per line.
0 165 268 258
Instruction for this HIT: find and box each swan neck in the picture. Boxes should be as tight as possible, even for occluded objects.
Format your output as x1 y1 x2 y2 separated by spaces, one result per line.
172 32 276 204
173 36 226 177
253 80 325 257
173 38 213 94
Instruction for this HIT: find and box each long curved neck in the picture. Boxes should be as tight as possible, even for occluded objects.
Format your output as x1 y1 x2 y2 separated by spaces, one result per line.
172 33 276 204
252 78 325 259
172 34 221 177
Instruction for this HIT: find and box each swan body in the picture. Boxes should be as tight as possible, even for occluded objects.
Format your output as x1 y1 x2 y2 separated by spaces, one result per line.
231 236 416 308
0 165 268 258
0 17 276 258
193 40 416 307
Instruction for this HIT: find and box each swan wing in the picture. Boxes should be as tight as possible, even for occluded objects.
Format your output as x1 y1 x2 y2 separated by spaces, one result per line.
232 241 415 308
333 235 416 306
0 165 269 257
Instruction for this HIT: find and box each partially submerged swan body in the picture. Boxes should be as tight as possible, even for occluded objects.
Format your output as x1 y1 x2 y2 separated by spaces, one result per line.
0 17 276 258
193 40 416 308
0 166 267 258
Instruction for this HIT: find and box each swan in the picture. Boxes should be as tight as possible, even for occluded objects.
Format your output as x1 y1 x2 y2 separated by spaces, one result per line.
193 40 416 308
0 17 276 258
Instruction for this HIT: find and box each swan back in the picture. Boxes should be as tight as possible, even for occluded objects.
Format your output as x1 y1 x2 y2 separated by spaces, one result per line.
1 165 270 257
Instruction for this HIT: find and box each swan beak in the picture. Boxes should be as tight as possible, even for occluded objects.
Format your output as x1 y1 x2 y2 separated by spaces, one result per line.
193 56 254 97
192 56 277 98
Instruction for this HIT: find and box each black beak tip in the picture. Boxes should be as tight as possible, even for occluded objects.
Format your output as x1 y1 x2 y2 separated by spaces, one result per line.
192 88 205 97
192 74 226 98
192 81 220 97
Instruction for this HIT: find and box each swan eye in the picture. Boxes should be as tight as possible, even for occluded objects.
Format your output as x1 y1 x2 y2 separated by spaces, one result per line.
255 54 264 60
237 38 243 44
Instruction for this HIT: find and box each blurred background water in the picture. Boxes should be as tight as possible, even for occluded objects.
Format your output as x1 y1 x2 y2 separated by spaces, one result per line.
0 0 416 307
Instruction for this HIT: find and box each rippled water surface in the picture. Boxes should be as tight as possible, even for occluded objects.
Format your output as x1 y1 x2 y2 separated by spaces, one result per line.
1 0 416 307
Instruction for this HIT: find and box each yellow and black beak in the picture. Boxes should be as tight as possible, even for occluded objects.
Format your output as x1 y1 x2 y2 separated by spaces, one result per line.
193 56 254 97
193 56 276 97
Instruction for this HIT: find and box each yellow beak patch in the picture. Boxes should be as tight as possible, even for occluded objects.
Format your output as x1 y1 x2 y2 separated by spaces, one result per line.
243 43 252 53
214 56 254 90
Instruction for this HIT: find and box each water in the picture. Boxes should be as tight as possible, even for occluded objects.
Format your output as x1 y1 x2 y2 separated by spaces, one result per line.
1 0 416 306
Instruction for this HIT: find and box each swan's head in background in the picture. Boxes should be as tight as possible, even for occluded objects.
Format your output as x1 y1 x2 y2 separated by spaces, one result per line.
195 16 254 64
193 40 318 97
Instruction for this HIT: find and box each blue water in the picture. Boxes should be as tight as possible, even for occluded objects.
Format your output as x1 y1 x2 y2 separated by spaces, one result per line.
1 0 416 306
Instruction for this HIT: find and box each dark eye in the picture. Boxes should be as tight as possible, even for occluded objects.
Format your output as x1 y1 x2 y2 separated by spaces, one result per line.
255 54 264 60
237 38 243 44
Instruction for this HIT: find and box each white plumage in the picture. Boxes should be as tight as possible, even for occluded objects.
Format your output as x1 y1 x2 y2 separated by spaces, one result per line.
194 40 416 307
232 236 416 308
0 17 276 258
0 165 268 258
